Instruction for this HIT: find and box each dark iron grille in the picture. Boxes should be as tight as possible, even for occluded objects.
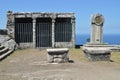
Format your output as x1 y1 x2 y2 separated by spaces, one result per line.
55 23 72 42
36 23 52 47
15 23 33 43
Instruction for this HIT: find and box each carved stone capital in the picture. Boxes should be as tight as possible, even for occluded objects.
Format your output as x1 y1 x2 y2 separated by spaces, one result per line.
71 17 75 23
91 14 104 26
7 11 14 26
51 13 56 21
52 19 55 23
32 18 36 23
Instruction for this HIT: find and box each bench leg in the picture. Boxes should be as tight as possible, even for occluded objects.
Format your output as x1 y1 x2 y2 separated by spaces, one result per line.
62 53 69 62
47 54 54 63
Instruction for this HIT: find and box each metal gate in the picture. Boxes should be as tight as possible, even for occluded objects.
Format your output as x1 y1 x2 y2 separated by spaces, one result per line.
15 23 33 43
55 23 72 42
36 23 52 47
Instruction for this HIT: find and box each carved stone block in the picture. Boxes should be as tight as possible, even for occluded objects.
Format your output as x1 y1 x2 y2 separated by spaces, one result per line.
47 48 69 63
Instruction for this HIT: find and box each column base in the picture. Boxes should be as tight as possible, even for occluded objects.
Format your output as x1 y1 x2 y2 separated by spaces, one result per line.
82 45 111 61
84 52 111 61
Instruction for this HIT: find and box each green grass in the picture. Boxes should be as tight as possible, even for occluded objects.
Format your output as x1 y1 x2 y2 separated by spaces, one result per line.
69 48 87 62
111 52 120 63
2 48 120 64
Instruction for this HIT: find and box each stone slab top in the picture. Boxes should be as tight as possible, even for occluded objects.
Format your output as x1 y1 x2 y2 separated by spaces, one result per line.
83 44 119 47
7 11 75 18
82 47 111 54
47 48 69 52
8 11 74 15
83 47 110 51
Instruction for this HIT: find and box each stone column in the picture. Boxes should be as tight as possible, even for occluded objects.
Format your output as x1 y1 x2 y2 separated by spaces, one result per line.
52 18 55 48
90 14 104 44
6 11 15 39
71 17 76 47
32 18 36 48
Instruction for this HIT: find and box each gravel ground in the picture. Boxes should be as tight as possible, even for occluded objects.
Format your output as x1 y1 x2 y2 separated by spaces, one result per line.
0 48 120 80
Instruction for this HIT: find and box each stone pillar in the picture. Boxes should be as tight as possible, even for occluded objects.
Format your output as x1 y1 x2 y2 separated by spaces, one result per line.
71 17 76 47
90 14 104 44
6 11 15 39
52 18 56 48
32 18 36 48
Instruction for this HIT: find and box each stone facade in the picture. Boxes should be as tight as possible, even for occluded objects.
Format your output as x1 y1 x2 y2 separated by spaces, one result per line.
6 11 75 48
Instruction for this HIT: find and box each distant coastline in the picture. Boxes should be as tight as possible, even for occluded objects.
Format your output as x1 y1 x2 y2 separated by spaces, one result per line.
76 34 120 45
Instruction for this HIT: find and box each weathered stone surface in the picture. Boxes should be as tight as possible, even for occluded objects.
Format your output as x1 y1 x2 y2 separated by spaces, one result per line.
0 44 13 60
90 14 104 44
2 39 17 50
84 52 110 61
82 14 111 61
47 48 69 63
0 35 16 60
6 11 75 48
0 35 17 50
83 46 111 54
0 35 10 43
83 46 111 61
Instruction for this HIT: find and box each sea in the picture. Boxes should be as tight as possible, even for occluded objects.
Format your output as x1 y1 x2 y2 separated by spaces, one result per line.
76 34 120 45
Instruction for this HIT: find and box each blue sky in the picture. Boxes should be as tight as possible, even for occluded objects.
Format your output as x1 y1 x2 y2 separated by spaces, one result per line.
0 0 120 34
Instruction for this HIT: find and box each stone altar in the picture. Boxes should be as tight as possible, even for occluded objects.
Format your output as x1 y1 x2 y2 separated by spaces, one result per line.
47 48 69 63
82 14 111 61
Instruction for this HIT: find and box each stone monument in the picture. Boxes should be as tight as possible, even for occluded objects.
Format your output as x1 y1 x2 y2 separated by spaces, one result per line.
82 14 111 61
90 14 104 44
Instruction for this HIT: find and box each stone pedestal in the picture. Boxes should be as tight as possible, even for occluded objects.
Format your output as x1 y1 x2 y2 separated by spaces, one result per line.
84 53 110 61
82 44 111 61
82 14 111 61
47 48 69 63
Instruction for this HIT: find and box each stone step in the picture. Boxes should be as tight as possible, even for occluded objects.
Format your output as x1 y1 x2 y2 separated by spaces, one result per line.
0 49 13 60
0 45 5 50
0 47 9 55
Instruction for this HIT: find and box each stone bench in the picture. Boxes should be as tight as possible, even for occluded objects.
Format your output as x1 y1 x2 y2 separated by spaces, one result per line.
46 48 69 63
